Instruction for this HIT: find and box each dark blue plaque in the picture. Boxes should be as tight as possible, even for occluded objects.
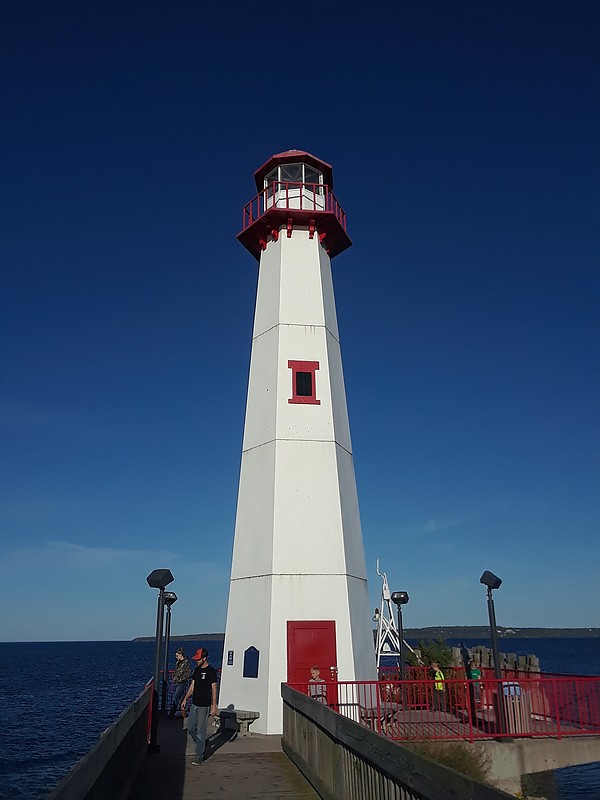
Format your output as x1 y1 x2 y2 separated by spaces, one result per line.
243 646 259 678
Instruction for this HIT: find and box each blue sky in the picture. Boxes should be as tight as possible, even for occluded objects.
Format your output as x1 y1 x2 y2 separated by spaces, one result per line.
1 1 598 641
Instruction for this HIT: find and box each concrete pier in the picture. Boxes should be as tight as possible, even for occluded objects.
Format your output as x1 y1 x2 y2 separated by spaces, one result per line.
477 736 600 796
128 716 319 800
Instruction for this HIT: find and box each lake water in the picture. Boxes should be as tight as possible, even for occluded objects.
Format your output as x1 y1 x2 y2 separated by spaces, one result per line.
0 637 597 799
0 638 221 800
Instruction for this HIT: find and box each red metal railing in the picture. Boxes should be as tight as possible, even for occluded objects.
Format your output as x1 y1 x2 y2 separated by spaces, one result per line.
288 674 600 742
241 181 347 232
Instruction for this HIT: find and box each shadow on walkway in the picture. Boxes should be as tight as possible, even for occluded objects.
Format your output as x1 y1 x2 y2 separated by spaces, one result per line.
129 714 188 800
203 728 237 760
128 714 319 800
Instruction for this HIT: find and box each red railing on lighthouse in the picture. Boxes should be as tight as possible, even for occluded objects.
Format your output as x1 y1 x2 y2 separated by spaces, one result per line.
237 181 351 259
241 181 347 231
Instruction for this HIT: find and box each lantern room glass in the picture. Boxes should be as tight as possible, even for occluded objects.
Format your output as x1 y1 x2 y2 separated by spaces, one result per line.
265 164 323 190
264 163 324 211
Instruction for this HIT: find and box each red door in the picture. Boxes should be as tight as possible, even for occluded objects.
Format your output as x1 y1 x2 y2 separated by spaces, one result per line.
287 620 338 707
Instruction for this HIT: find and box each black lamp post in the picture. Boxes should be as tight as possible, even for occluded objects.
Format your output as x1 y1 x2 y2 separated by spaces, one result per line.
480 570 504 734
391 591 409 681
480 571 502 679
161 591 177 713
146 569 174 751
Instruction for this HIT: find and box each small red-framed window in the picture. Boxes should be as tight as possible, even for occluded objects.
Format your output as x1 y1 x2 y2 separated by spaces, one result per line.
288 360 321 405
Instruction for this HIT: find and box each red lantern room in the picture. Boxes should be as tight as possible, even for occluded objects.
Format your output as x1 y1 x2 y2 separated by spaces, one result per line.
237 149 352 260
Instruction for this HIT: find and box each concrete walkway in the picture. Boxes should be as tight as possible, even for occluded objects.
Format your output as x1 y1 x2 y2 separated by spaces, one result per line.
128 715 320 800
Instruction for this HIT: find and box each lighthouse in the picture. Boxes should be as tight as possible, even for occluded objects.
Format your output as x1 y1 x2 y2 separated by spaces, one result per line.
219 151 376 734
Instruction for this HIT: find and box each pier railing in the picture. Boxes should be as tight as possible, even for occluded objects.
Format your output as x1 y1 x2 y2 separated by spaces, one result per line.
46 679 153 800
288 674 600 742
282 683 513 800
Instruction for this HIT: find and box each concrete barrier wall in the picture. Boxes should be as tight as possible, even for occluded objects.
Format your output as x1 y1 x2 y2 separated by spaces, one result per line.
46 683 152 800
281 684 512 800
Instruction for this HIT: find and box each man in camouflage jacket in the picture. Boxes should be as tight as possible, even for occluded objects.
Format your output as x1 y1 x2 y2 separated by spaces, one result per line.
168 647 191 718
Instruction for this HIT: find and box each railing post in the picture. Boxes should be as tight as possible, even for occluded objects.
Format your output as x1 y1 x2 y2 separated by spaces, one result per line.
552 678 562 740
146 678 154 744
464 677 475 743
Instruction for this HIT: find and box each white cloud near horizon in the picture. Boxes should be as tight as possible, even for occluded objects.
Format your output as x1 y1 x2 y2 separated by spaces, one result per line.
1 539 230 640
420 514 472 534
3 539 179 570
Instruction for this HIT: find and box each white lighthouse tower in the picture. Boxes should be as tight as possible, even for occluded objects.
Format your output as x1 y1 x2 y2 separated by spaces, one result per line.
220 151 376 734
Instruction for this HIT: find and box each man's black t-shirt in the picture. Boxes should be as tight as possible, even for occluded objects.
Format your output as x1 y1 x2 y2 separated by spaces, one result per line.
191 664 218 706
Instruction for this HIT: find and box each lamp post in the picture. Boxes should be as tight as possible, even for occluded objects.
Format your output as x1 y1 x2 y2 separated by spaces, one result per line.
146 569 174 751
480 570 504 734
161 591 177 713
391 591 409 681
480 571 502 679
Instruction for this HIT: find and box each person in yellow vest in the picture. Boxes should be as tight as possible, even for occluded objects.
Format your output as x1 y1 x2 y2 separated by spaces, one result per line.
431 661 445 711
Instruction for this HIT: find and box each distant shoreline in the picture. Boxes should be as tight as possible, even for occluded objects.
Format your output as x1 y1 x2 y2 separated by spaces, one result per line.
132 633 225 642
132 627 600 642
405 626 600 639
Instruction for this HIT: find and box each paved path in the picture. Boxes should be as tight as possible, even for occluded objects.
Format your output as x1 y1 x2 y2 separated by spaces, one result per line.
129 715 319 800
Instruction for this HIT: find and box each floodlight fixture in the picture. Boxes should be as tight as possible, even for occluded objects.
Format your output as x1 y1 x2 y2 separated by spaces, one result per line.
146 569 174 590
480 571 502 591
164 591 178 607
391 591 409 606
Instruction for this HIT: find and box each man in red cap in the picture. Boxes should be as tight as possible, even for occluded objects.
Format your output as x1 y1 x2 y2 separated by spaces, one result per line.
181 647 218 765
